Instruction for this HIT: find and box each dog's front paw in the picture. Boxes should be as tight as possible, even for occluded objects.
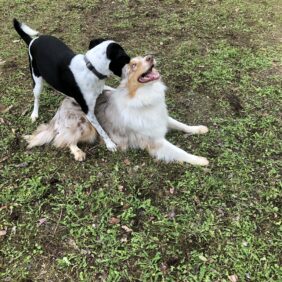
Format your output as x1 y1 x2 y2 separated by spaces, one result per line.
30 112 38 123
196 126 209 134
190 125 209 134
74 151 86 162
106 139 117 152
190 156 209 166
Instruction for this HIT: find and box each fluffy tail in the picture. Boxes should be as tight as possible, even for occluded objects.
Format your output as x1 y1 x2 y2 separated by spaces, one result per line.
24 123 56 149
13 18 39 45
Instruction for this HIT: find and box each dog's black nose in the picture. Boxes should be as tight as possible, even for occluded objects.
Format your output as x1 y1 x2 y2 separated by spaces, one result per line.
146 55 154 63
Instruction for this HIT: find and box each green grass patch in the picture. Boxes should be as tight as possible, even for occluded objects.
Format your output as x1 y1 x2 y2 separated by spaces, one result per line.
0 0 281 281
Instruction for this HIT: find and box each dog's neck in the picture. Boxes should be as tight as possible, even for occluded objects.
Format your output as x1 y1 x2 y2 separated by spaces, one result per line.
85 40 114 77
116 80 167 108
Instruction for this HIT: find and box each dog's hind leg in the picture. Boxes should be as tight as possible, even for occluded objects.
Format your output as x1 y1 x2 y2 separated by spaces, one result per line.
148 139 209 166
29 45 43 122
30 74 43 122
168 117 208 135
69 144 86 161
24 123 55 148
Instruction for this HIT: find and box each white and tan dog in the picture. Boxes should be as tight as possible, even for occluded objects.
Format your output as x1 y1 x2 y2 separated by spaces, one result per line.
25 55 209 166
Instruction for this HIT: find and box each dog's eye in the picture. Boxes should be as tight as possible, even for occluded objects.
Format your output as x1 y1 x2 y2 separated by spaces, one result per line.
131 63 137 70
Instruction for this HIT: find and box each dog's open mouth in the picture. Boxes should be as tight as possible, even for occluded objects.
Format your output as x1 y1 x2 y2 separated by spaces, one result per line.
138 65 160 83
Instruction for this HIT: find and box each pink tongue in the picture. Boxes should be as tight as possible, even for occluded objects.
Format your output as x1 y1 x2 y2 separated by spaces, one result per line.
140 71 160 82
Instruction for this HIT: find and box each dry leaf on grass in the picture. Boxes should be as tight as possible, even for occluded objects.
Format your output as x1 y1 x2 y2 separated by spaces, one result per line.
121 225 133 233
0 104 6 113
14 162 29 168
38 218 47 226
123 158 131 165
118 185 124 192
0 105 13 114
120 236 128 243
109 217 120 225
0 156 9 163
199 254 208 262
0 230 7 236
228 274 238 282
21 108 30 116
169 187 175 194
167 209 176 220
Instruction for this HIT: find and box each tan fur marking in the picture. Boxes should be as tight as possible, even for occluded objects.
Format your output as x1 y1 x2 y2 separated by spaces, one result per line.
126 57 156 97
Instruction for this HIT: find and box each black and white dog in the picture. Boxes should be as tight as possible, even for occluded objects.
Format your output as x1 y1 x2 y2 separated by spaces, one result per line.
13 19 130 151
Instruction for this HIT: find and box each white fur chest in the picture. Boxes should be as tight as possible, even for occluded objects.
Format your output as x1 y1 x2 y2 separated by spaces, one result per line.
113 81 169 138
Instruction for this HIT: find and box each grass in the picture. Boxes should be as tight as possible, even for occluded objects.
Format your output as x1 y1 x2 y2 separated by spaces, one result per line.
0 0 281 281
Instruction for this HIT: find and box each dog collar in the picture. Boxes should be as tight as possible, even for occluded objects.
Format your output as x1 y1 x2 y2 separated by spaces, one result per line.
84 56 108 80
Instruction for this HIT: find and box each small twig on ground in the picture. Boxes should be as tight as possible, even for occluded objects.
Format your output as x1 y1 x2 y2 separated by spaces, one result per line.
53 207 63 235
0 105 13 114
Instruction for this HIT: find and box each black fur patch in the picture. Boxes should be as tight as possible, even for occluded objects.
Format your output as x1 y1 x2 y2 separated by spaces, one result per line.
88 38 106 50
107 43 130 77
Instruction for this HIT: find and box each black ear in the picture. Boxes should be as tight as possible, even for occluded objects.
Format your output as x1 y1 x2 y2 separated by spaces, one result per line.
107 43 130 77
89 38 106 49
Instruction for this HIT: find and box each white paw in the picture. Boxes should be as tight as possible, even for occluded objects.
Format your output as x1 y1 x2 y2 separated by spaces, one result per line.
196 126 209 134
30 112 38 122
23 135 31 142
74 151 86 162
106 140 117 152
192 156 209 166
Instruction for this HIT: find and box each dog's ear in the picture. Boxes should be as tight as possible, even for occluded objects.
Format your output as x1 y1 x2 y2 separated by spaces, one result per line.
107 43 130 77
89 38 106 49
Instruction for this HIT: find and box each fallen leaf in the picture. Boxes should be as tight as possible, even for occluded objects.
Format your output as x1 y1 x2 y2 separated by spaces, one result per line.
160 262 168 272
193 195 201 205
38 218 47 226
169 187 175 194
0 105 13 114
228 274 238 282
123 158 131 165
109 217 120 225
21 108 30 116
167 210 176 220
0 230 7 236
68 238 79 250
120 236 128 243
121 225 133 233
15 162 29 168
199 254 208 262
0 156 9 163
133 165 139 171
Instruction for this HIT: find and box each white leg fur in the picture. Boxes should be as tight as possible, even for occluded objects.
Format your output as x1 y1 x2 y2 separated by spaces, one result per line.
31 75 43 122
168 117 208 135
148 139 209 166
86 111 117 151
69 144 86 161
104 85 115 91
